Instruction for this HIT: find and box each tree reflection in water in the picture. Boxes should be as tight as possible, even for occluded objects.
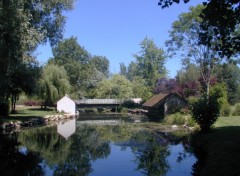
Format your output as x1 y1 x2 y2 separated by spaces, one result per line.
0 133 44 176
0 121 194 176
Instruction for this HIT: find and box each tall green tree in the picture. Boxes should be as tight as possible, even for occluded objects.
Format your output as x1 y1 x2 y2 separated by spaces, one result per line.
134 37 167 87
90 56 110 78
51 37 90 96
38 64 70 109
9 60 40 112
166 5 218 97
119 62 127 78
132 77 153 101
0 0 74 115
215 63 240 105
167 5 223 131
158 0 240 58
126 61 138 81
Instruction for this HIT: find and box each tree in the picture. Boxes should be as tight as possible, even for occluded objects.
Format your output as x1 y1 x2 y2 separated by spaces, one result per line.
215 63 240 105
154 78 177 94
38 64 70 109
175 63 200 97
90 56 110 78
132 77 153 101
167 5 224 131
119 62 128 78
166 5 218 97
51 37 109 98
134 37 167 87
158 0 240 58
126 61 138 81
96 75 133 99
9 60 40 112
0 0 74 115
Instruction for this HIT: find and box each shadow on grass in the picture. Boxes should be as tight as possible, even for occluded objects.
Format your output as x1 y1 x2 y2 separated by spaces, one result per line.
191 126 240 176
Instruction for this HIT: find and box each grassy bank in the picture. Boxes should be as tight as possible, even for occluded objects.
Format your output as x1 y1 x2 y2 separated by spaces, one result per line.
191 116 240 176
0 106 58 123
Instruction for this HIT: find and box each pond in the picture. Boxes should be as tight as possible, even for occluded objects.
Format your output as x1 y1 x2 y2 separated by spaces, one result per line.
0 116 196 176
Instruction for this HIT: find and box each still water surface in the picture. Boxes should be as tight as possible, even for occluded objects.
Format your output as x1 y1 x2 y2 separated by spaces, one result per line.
0 117 196 176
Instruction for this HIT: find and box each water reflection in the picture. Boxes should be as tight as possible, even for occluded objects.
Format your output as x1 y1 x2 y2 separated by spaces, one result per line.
0 119 196 176
57 118 76 140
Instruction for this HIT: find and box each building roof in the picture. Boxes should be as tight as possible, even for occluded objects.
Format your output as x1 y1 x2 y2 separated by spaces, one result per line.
142 93 186 108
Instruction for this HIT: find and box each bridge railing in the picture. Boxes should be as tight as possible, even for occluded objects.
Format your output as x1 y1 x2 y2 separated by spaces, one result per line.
76 99 125 105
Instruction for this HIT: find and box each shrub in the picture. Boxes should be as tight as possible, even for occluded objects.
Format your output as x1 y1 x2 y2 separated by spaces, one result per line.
164 113 185 125
232 103 240 116
185 116 196 127
119 107 128 113
121 100 140 109
220 102 231 117
191 94 220 132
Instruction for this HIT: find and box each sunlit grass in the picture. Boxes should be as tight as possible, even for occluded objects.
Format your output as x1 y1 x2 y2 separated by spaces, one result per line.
0 105 59 122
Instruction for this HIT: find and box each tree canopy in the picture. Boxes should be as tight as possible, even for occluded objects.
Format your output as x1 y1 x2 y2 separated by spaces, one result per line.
158 0 240 58
0 0 74 114
38 64 70 108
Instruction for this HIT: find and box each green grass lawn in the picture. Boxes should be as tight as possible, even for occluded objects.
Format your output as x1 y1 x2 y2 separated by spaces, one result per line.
0 106 59 123
191 116 240 176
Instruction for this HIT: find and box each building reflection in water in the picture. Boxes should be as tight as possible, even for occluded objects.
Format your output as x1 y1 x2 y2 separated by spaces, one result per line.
57 118 76 140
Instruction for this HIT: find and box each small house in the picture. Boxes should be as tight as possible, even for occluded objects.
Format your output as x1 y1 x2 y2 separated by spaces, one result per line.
142 93 188 119
57 94 76 114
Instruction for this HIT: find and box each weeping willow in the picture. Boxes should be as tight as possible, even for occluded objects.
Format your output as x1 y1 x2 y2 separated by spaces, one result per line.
38 64 71 108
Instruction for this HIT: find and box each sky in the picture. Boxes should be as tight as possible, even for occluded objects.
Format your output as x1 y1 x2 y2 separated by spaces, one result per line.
36 0 203 78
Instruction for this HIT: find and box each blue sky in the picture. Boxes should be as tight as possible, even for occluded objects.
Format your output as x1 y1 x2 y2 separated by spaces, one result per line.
36 0 203 78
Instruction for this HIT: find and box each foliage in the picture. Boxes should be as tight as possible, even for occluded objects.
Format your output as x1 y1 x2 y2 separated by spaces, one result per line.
210 83 228 106
51 37 90 89
38 64 70 108
0 0 74 108
166 5 218 96
132 76 153 101
215 63 240 105
164 113 186 125
134 37 167 87
176 63 200 97
191 93 220 132
232 103 240 116
158 0 240 58
119 62 128 78
154 78 177 94
126 61 138 81
96 74 133 98
90 56 110 78
51 37 108 98
220 103 231 117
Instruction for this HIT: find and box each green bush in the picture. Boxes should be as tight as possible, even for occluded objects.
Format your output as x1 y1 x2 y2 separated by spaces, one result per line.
118 107 128 113
191 94 220 132
232 103 240 116
164 113 185 125
121 100 140 109
185 116 196 127
220 102 231 117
